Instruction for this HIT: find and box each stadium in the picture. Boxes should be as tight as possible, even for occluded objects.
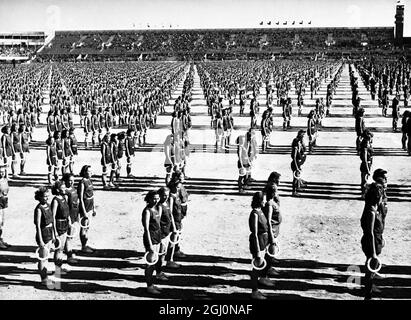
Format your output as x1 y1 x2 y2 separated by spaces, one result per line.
0 0 410 302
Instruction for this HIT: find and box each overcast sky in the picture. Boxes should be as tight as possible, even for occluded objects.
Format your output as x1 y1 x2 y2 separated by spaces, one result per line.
0 0 410 36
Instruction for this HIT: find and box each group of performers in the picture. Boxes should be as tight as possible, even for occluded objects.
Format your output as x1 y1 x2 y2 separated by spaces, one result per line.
34 165 96 287
0 58 405 302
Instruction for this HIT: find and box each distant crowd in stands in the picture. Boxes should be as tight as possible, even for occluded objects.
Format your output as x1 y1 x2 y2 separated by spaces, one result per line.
38 28 396 61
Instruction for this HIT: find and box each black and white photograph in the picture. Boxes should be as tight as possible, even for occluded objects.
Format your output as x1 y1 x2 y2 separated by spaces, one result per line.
0 0 410 304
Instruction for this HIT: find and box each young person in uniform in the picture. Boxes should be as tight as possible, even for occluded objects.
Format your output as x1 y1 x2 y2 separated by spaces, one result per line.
291 130 306 197
164 134 176 186
47 110 56 136
359 130 374 198
155 187 175 281
261 110 270 153
54 130 64 179
0 165 10 249
166 175 185 263
214 111 224 153
10 123 20 177
249 191 274 300
263 184 282 276
360 182 385 300
61 130 73 175
142 190 162 295
50 180 70 276
62 173 80 264
100 133 112 189
307 110 317 154
401 111 410 151
1 125 14 179
109 133 119 188
46 136 58 185
391 94 400 132
125 128 136 178
83 110 92 150
68 128 78 174
91 109 100 147
18 124 30 175
236 134 250 193
77 165 96 254
34 187 55 287
355 108 365 154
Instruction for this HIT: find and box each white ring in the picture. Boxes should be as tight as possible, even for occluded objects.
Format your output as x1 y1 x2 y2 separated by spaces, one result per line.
266 243 280 258
143 251 159 266
293 171 301 180
35 247 50 261
54 238 62 250
367 257 382 273
251 257 267 271
80 217 90 229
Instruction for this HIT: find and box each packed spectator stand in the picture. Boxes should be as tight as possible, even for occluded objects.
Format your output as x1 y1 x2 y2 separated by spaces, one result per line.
37 27 398 62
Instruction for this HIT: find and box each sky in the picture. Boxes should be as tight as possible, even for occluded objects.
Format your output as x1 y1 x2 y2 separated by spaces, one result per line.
0 0 410 36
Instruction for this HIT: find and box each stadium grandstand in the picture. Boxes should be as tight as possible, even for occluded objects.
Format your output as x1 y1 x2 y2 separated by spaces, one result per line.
36 27 398 62
0 32 45 62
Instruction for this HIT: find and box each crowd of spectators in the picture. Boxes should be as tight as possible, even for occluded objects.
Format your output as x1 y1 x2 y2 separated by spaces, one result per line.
38 27 396 61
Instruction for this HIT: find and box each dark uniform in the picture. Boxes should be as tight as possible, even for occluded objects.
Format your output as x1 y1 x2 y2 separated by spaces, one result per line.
142 207 161 250
78 178 94 215
248 208 269 256
34 204 53 245
160 202 172 239
54 197 70 236
263 199 281 240
67 187 80 223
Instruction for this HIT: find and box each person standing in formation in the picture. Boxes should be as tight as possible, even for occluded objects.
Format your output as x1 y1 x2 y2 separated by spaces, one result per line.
401 111 410 151
0 165 10 249
125 128 136 178
263 184 282 277
34 187 55 287
62 173 80 264
391 94 400 132
246 129 258 186
68 128 78 174
1 125 14 179
261 110 270 153
46 136 58 185
18 124 30 175
360 177 386 300
249 191 275 300
167 171 186 260
307 110 317 154
359 130 374 198
50 180 70 276
164 134 176 186
141 190 162 295
355 108 365 154
291 130 306 197
77 165 96 254
236 134 250 193
155 187 175 280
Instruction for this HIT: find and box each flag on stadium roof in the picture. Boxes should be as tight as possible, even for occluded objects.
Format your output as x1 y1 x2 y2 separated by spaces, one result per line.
267 21 271 25
283 21 287 25
299 21 303 24
260 21 263 25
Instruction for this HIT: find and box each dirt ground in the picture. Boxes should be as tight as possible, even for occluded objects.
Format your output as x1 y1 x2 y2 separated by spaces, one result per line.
0 63 410 300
